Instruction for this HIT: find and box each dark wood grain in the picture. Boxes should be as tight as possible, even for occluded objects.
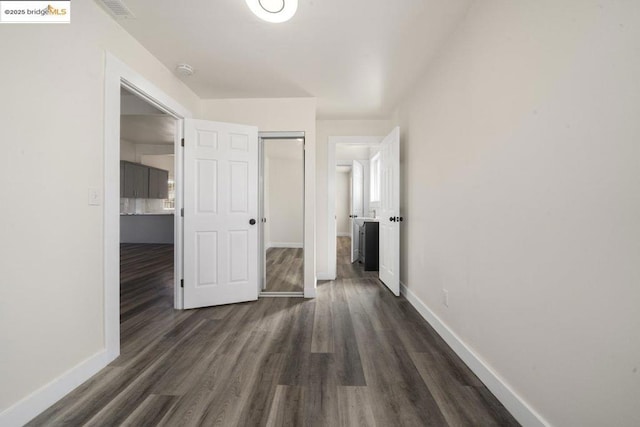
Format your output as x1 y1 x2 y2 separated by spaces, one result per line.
265 247 303 292
27 240 519 427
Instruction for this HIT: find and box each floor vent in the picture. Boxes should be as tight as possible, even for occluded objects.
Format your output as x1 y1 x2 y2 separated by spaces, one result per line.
96 0 136 19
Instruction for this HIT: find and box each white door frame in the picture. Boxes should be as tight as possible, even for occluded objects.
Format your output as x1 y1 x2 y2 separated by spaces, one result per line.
104 53 192 362
327 136 383 280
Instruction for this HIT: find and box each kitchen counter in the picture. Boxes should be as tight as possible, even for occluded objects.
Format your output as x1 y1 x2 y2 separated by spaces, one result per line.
120 214 174 244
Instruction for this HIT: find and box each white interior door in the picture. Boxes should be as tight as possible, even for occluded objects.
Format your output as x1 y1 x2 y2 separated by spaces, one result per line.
378 127 400 296
183 119 259 309
350 160 364 263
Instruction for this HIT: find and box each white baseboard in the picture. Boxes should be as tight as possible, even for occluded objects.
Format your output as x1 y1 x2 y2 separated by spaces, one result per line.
337 232 350 237
267 242 303 249
316 272 335 281
260 291 304 298
0 350 109 427
399 282 550 427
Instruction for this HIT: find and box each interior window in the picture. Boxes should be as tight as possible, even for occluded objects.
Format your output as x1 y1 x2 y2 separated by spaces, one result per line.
370 152 381 204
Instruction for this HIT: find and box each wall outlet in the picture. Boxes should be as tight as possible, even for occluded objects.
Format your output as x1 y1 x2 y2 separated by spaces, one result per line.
442 289 449 307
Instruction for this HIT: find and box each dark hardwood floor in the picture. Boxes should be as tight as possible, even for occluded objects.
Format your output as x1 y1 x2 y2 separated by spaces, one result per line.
28 241 519 426
335 236 378 280
265 247 303 292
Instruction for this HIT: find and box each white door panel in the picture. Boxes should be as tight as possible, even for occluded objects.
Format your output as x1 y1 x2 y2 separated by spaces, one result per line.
184 119 259 309
378 127 400 296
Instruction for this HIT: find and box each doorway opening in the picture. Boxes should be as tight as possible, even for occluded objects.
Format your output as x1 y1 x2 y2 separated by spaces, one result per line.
327 128 402 295
327 136 383 280
119 85 179 347
259 132 305 297
333 143 382 280
104 53 192 361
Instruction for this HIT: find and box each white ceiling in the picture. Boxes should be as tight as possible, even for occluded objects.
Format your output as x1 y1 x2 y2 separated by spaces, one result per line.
121 115 176 144
120 87 176 144
114 0 472 118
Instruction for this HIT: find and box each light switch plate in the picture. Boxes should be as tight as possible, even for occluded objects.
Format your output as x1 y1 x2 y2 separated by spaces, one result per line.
88 187 101 206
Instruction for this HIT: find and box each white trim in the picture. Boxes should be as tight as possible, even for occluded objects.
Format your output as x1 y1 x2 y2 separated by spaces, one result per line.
104 52 193 363
305 283 317 298
327 136 383 281
267 242 304 249
399 282 550 427
337 231 350 237
259 291 304 298
316 272 333 281
0 351 108 427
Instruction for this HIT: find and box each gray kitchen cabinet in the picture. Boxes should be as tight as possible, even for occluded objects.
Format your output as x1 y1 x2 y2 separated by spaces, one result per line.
148 167 169 199
124 162 148 198
121 161 169 199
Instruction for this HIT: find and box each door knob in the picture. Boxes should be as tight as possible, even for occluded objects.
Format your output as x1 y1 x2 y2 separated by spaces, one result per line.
390 217 396 222
249 218 256 225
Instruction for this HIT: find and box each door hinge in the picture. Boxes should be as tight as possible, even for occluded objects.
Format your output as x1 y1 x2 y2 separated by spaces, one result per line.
181 138 185 147
180 279 184 288
181 208 184 217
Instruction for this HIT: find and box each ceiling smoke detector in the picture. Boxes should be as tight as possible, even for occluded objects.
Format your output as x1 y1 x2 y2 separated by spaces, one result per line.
175 63 195 77
95 0 135 19
245 0 298 23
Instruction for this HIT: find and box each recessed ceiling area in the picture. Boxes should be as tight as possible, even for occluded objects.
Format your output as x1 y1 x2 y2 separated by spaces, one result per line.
112 0 473 118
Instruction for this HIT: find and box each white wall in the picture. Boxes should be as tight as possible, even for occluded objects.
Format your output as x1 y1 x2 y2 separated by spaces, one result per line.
120 139 136 162
265 144 304 247
140 154 174 179
335 145 371 161
0 0 199 418
335 171 351 235
316 120 392 275
395 1 640 426
136 145 173 164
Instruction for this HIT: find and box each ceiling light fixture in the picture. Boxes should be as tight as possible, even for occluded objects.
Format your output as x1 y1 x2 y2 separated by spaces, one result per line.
245 0 298 23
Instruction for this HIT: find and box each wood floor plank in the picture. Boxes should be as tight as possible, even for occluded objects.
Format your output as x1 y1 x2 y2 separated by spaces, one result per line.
277 300 315 386
337 386 378 427
265 385 305 427
310 281 335 353
26 366 129 427
331 281 367 386
121 394 179 427
236 352 287 427
410 350 519 426
265 247 303 292
28 240 520 427
304 353 339 426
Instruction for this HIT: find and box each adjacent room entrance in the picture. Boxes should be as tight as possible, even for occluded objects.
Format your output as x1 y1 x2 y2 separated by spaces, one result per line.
327 127 402 296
